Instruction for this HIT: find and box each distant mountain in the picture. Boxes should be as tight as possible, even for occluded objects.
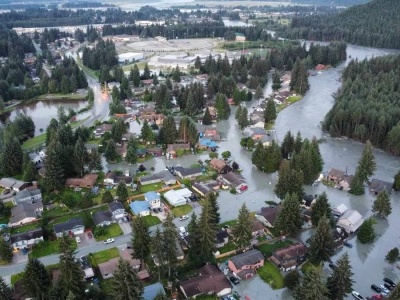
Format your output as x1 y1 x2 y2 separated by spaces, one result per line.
293 0 371 6
279 0 400 49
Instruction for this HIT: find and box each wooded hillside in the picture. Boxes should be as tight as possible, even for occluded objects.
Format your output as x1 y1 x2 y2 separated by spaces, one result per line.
278 0 400 49
323 54 400 155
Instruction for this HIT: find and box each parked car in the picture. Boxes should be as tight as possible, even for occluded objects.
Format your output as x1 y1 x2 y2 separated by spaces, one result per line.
379 285 389 294
179 215 189 221
104 238 115 244
344 241 353 248
87 232 93 238
157 207 162 213
75 236 81 243
371 284 382 293
229 276 240 285
371 295 383 300
328 263 337 270
383 277 396 287
152 208 158 214
351 291 364 300
383 283 393 291
239 185 248 191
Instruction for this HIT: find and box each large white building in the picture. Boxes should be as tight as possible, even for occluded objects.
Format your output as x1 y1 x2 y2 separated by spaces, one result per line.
163 188 192 207
118 52 144 64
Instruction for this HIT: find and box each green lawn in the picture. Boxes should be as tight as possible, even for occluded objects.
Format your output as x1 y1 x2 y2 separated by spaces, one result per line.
11 272 24 285
29 239 77 258
11 223 40 234
95 224 123 241
171 204 192 217
86 139 101 145
43 205 70 219
219 241 237 254
22 133 46 150
256 240 293 257
90 247 119 266
143 215 161 226
219 219 238 229
287 95 302 104
301 260 319 275
137 183 163 194
258 261 284 289
36 93 87 101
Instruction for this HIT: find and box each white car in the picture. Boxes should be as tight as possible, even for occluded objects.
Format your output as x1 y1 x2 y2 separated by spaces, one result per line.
379 285 390 294
179 215 188 221
75 236 81 243
351 291 364 300
104 238 115 244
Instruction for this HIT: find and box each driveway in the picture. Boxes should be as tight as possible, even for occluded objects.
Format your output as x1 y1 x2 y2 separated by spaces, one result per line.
119 222 132 235
76 232 95 248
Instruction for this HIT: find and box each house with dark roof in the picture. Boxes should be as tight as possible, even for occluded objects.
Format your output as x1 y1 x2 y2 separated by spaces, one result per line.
179 264 232 298
209 158 231 174
139 170 176 186
332 227 349 251
215 229 229 248
174 166 203 179
109 201 126 220
255 206 279 228
136 148 147 158
252 220 266 237
103 172 133 186
10 228 43 251
326 168 345 183
369 178 393 195
338 175 354 191
0 178 30 192
219 172 247 191
301 194 316 208
98 249 141 279
53 217 85 238
93 124 112 138
13 188 42 205
9 202 43 227
92 211 112 227
269 243 308 272
192 182 212 197
228 249 265 279
65 173 99 188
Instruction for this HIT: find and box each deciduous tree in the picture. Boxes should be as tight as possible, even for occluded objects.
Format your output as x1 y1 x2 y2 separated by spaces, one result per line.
385 247 400 266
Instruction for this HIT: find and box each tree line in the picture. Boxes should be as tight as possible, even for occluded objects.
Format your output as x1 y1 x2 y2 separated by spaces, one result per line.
81 39 118 71
323 54 400 155
278 0 400 49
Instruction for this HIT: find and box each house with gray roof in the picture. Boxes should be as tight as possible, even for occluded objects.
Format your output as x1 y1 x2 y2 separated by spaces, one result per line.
139 170 176 186
0 178 30 192
144 191 161 209
219 172 247 191
92 211 113 227
108 201 125 220
9 202 43 227
337 210 364 234
369 178 393 195
53 217 85 238
174 166 203 179
228 249 265 279
192 182 212 197
10 228 43 251
13 188 42 205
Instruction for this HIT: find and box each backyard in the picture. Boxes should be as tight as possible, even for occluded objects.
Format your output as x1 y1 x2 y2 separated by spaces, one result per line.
255 240 293 257
143 215 161 226
257 261 284 289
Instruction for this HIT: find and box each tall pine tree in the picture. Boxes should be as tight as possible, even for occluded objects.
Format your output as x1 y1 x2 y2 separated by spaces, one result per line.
232 203 253 248
275 193 303 236
111 258 144 300
131 216 151 266
326 252 354 300
22 258 51 300
308 216 334 265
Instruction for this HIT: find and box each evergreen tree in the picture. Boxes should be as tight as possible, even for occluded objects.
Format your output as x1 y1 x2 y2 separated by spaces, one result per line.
104 139 118 162
389 284 400 300
349 172 364 195
87 149 102 171
393 170 400 191
172 65 181 82
58 235 86 298
152 228 166 281
140 120 154 142
215 93 230 120
143 63 151 79
196 199 217 263
22 258 51 300
111 118 127 142
274 160 304 200
161 116 178 145
275 193 303 236
0 237 13 263
372 190 392 218
202 107 212 125
87 87 94 106
308 216 335 265
131 64 140 87
357 217 376 244
294 268 330 300
22 160 37 182
73 137 87 178
208 193 220 224
252 142 265 170
246 137 255 150
385 247 400 266
350 140 376 195
326 253 354 300
125 138 138 165
185 91 197 115
284 270 301 290
237 106 249 130
254 85 264 100
264 99 277 125
102 190 114 203
263 140 282 173
116 181 129 201
290 59 309 94
0 276 12 300
293 131 303 154
2 138 23 176
311 192 332 226
131 216 151 266
44 136 64 191
232 203 253 248
111 258 144 300
162 214 178 278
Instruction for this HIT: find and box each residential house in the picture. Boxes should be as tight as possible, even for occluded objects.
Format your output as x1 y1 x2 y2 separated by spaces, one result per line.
13 188 42 205
249 128 268 141
136 148 147 158
129 200 150 216
139 170 176 186
228 249 265 279
338 175 354 191
332 203 348 217
53 217 85 238
269 243 308 272
163 188 192 206
179 264 232 298
138 111 165 126
65 173 99 188
219 172 247 191
337 210 364 234
147 147 163 157
174 166 203 179
332 227 349 251
203 128 221 141
166 143 191 159
143 282 166 300
369 178 393 195
9 202 43 227
209 158 231 174
249 112 264 125
251 121 265 129
144 191 161 209
10 228 43 251
0 178 30 192
99 249 141 279
109 201 126 220
252 220 266 237
103 172 133 186
235 32 246 42
192 182 212 197
198 139 218 150
301 194 316 208
92 210 112 227
153 239 185 266
215 229 229 248
203 106 218 122
93 124 112 138
326 168 345 183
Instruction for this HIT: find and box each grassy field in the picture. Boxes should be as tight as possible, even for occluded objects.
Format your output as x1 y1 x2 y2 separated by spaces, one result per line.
95 224 123 241
43 205 70 219
137 183 164 194
301 260 319 275
171 204 192 217
256 240 293 257
76 58 99 79
219 241 237 254
11 223 40 234
29 239 77 258
258 261 284 289
90 247 119 266
36 93 87 101
143 215 161 226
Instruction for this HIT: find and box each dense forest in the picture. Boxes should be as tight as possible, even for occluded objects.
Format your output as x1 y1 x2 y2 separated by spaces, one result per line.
323 54 400 155
294 0 370 6
278 0 400 49
81 39 118 71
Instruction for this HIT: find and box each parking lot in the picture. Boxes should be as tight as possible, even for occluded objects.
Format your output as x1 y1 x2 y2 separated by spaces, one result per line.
75 231 96 248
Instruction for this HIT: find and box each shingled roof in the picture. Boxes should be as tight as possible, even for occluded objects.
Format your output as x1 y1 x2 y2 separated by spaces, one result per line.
229 249 264 269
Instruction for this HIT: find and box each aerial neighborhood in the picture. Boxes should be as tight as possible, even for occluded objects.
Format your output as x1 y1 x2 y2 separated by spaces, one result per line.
0 0 399 300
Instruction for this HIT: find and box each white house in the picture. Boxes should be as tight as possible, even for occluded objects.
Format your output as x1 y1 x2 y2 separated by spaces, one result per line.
163 188 192 207
10 228 43 251
53 218 85 238
337 210 364 234
108 201 126 220
144 191 161 209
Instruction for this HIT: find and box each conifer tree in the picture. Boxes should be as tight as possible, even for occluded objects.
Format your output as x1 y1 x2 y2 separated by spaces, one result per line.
252 142 266 171
102 190 114 203
116 181 129 201
350 140 376 195
264 99 277 124
125 137 138 165
263 140 282 173
311 192 332 226
22 160 37 182
281 131 294 159
44 136 64 191
385 247 400 266
22 258 51 300
389 284 400 300
215 93 230 120
357 217 376 244
87 149 102 171
185 91 197 116
246 137 255 150
131 64 140 87
0 276 12 299
254 85 264 100
275 193 303 236
2 137 23 175
131 216 151 266
393 170 400 191
308 216 334 265
140 120 153 142
294 268 329 300
73 137 87 178
274 160 304 200
372 190 392 218
152 228 166 281
290 59 309 94
87 87 94 106
104 139 118 162
162 214 178 278
326 252 354 300
202 107 212 125
237 106 249 130
232 203 253 248
196 199 217 263
111 258 144 300
162 116 178 144
0 237 13 263
207 193 220 224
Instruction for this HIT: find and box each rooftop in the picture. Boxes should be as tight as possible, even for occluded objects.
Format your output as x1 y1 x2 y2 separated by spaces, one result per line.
229 249 264 269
